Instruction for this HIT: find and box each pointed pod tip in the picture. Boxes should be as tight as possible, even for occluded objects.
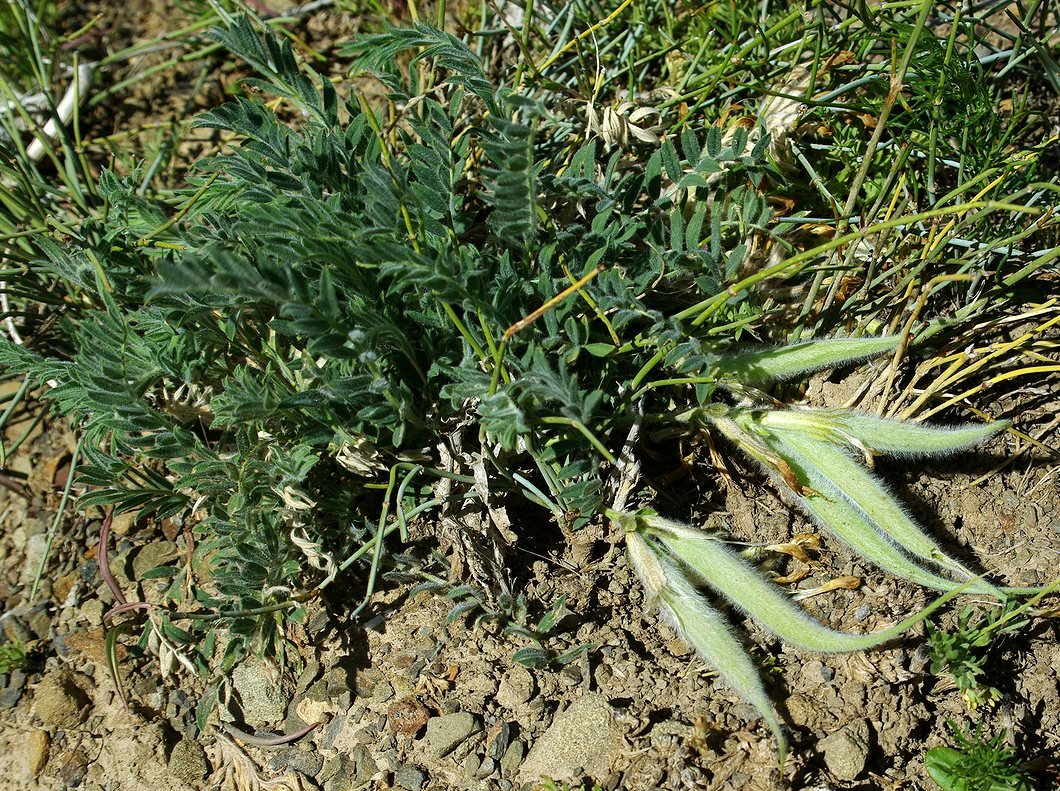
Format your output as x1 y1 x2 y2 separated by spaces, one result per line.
766 713 788 773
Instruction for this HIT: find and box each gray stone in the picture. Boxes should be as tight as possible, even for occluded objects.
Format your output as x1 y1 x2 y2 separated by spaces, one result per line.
281 748 323 778
425 711 479 758
499 738 525 777
320 714 347 750
1 669 26 709
517 693 625 784
370 680 394 704
820 719 872 781
77 559 99 585
320 754 351 787
496 666 534 709
26 605 52 641
307 610 331 637
476 757 496 779
81 599 104 625
352 668 383 698
352 744 379 785
394 763 427 790
19 533 48 587
488 720 511 760
108 511 138 537
462 752 481 776
323 745 377 791
294 660 322 697
2 614 33 644
131 541 179 579
232 659 289 726
168 739 208 784
33 669 91 729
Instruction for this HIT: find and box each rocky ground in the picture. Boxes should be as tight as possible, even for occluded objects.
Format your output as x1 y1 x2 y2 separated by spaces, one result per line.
1 359 1057 789
0 1 1058 789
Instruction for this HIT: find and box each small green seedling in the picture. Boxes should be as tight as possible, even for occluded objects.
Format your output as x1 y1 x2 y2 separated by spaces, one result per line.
927 603 1027 710
505 594 599 670
0 640 26 674
925 577 1060 712
925 723 1031 791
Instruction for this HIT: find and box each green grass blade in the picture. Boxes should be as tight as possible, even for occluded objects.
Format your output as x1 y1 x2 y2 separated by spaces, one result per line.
105 622 133 711
643 514 966 653
715 336 899 383
625 529 787 765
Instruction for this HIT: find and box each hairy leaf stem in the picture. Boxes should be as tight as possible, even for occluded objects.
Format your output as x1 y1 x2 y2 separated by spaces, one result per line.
538 416 616 465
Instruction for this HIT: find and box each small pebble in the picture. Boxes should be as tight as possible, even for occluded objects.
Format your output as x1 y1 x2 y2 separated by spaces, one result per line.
820 719 871 781
283 748 324 778
27 729 49 776
476 756 497 778
463 752 481 776
394 763 427 790
499 738 525 777
168 739 208 784
321 714 346 750
488 721 511 759
370 681 393 705
425 712 479 757
1 670 26 709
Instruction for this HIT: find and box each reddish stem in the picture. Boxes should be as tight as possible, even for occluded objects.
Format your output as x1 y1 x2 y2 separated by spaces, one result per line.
222 720 322 748
99 508 128 606
103 601 155 624
0 473 29 498
60 28 108 51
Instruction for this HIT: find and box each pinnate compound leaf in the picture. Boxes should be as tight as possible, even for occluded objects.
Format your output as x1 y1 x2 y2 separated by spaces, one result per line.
207 16 326 121
340 23 501 114
482 117 537 244
478 392 530 451
0 337 68 388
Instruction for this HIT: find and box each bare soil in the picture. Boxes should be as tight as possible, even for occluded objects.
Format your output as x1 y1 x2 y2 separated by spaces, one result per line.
1 3 1057 790
2 354 1056 790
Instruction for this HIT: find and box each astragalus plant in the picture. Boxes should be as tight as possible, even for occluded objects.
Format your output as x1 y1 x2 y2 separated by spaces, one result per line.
0 14 1045 758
